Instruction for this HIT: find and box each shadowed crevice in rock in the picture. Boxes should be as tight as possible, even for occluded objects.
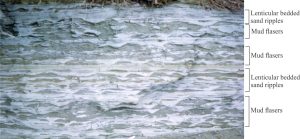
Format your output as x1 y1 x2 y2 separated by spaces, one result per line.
0 1 18 37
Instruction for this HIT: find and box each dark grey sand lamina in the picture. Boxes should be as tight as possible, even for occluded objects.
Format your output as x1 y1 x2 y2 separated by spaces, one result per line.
0 1 244 138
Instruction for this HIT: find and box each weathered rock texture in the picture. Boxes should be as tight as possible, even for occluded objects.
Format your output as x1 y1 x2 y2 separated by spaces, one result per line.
181 0 243 11
0 0 17 37
2 0 243 11
3 0 83 4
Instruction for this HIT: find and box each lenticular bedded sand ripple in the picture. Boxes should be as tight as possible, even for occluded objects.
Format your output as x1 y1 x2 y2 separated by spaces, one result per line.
0 4 243 138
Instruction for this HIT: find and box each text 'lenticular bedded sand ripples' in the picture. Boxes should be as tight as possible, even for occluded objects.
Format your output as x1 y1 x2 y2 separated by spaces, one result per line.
0 3 244 139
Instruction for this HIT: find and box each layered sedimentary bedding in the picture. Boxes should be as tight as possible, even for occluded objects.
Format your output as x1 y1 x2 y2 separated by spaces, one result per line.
3 0 243 11
0 2 243 139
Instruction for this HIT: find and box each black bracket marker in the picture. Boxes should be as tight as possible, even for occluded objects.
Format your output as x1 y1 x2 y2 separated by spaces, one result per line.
245 46 251 66
245 96 251 127
244 9 251 39
245 9 250 24
245 68 251 92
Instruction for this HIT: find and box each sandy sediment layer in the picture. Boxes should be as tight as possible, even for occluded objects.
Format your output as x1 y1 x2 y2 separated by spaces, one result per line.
138 128 244 139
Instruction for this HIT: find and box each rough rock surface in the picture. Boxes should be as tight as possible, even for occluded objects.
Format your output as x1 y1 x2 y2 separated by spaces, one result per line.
3 0 243 11
142 128 243 139
179 0 243 11
0 0 17 37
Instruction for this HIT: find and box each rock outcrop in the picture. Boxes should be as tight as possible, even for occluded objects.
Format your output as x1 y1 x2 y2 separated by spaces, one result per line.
2 0 243 11
0 0 17 38
179 0 243 11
